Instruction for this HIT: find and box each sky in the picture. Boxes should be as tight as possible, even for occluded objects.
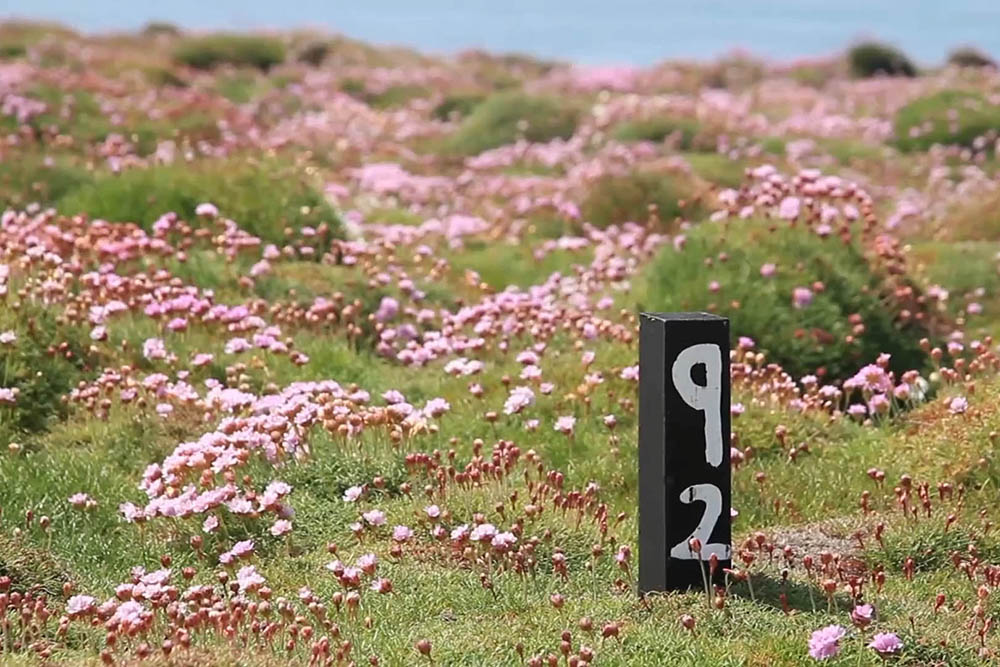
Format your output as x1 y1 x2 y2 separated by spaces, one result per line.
4 0 1000 65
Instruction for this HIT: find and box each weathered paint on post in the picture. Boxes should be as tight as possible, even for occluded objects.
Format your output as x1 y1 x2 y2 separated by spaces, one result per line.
638 312 731 593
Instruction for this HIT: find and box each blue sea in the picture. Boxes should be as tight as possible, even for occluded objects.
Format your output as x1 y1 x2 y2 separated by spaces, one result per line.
4 0 1000 66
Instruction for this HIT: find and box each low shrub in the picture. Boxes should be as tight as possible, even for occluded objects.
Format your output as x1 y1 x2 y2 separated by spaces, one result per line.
57 157 340 243
947 47 996 69
173 34 285 71
446 92 580 155
581 170 700 228
848 42 917 78
893 90 1000 151
637 220 929 379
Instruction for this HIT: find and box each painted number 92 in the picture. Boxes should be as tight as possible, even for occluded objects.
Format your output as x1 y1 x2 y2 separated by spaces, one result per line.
669 343 731 561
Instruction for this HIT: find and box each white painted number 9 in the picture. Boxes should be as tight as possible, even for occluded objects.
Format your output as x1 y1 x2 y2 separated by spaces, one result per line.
671 343 723 467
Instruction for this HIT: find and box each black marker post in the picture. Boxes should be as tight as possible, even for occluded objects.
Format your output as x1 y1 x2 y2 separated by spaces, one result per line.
638 312 731 593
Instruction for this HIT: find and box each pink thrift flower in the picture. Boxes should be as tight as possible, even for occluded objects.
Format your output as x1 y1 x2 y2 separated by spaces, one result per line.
66 595 96 617
779 196 801 220
469 523 497 543
868 632 903 656
850 603 874 628
808 625 845 660
231 539 255 558
491 531 517 552
792 287 814 309
554 415 576 436
362 509 386 527
195 202 218 217
370 577 393 594
504 386 535 415
270 519 292 537
949 396 968 414
236 565 265 592
68 492 95 508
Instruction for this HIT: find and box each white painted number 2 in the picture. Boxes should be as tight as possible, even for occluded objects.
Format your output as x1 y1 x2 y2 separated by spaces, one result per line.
669 343 730 561
668 484 731 560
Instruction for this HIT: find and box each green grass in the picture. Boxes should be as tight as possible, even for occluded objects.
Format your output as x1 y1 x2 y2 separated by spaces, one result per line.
8 21 1000 667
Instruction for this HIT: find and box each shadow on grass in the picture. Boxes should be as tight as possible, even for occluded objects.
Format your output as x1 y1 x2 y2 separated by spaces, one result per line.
728 571 856 614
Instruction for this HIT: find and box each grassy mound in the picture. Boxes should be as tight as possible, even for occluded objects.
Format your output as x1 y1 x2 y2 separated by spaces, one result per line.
581 170 701 228
57 158 340 243
445 91 580 155
893 90 1000 151
637 220 928 379
847 41 917 78
173 34 286 70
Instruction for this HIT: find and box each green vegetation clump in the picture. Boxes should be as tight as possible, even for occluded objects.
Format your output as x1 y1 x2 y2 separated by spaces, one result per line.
432 93 486 121
446 91 580 155
581 170 700 228
0 531 69 595
0 306 90 436
173 34 286 71
947 47 996 69
141 21 181 37
638 220 928 379
847 42 917 78
929 187 1000 242
893 90 1000 151
297 40 330 66
0 42 26 59
57 158 340 242
612 116 704 149
367 84 431 109
0 156 91 208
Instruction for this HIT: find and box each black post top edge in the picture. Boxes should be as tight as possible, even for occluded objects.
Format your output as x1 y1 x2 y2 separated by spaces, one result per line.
640 312 729 323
